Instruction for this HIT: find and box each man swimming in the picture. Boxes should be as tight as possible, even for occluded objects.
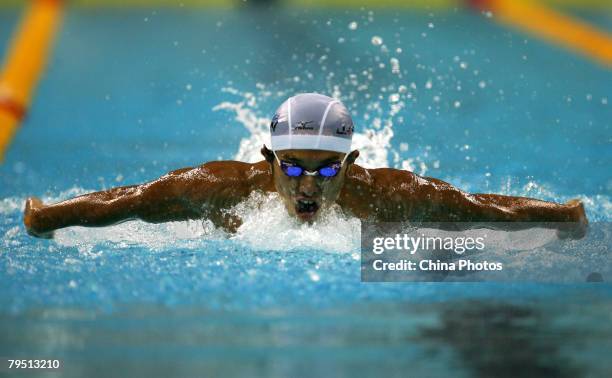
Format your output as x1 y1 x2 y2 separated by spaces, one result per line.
24 93 587 239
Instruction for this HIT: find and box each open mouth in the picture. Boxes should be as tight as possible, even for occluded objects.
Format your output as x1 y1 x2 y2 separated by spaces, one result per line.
295 199 320 220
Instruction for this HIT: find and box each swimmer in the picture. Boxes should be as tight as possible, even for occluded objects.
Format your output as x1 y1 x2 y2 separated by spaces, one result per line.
24 93 588 239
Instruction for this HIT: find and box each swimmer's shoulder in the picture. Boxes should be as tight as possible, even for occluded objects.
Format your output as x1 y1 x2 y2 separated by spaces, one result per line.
193 160 273 190
348 164 421 191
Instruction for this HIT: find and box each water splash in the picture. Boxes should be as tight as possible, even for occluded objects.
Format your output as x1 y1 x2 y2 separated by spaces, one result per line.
229 191 360 254
3 186 361 254
213 87 395 169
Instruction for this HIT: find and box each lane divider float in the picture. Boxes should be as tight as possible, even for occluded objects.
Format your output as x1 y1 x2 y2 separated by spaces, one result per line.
0 0 63 162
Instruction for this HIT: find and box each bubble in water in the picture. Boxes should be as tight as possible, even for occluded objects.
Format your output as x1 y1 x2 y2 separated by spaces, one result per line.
371 36 383 46
478 80 487 89
425 80 433 89
428 22 434 29
348 21 358 30
454 101 462 108
390 57 400 74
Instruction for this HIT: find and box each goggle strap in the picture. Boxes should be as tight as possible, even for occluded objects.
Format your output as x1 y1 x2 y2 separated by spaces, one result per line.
340 152 349 166
272 150 282 167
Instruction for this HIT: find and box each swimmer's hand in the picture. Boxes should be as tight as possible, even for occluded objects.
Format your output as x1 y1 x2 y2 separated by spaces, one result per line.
556 199 588 240
24 197 54 239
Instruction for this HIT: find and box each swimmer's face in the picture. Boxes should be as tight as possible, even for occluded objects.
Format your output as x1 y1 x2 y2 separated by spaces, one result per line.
265 148 357 222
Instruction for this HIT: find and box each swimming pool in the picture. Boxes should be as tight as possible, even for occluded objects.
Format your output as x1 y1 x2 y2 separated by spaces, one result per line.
1 6 611 377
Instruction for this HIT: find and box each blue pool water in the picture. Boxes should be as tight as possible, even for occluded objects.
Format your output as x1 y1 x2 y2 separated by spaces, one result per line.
1 7 611 377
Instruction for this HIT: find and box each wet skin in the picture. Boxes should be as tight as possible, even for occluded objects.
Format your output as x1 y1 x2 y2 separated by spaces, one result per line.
24 146 588 238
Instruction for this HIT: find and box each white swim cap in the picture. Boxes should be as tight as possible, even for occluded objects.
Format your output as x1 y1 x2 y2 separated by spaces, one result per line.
270 93 354 153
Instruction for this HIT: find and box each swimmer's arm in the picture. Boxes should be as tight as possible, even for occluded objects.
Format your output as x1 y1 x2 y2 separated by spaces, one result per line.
384 172 587 237
24 162 253 238
23 167 203 238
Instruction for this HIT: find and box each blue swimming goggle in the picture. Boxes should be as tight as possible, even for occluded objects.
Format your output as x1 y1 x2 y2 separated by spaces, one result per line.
273 151 348 178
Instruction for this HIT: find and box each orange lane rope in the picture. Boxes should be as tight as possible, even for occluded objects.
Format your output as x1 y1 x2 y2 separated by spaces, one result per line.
0 0 63 162
469 0 612 67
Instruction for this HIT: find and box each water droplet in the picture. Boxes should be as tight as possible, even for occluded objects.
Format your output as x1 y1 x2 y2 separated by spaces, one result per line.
348 21 358 30
371 36 383 46
308 270 320 282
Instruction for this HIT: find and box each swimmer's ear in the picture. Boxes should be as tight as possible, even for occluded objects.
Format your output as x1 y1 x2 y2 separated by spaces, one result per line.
261 145 275 164
346 149 359 165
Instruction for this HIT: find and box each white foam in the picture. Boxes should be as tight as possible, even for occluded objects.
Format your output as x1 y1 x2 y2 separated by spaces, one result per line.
229 191 360 253
0 197 24 215
54 218 224 256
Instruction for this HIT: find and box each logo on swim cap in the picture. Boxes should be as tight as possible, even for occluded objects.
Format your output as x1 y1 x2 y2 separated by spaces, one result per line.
270 93 353 153
293 120 315 130
270 114 279 132
336 123 353 136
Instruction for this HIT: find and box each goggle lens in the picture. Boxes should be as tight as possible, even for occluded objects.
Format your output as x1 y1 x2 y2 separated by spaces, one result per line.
318 166 339 177
283 165 303 177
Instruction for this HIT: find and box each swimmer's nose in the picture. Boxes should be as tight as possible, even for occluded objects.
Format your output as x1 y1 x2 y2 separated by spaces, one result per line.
298 176 320 197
